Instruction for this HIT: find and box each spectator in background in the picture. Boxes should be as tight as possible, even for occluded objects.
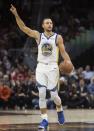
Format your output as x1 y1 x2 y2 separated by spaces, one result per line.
67 83 80 108
27 73 39 109
87 77 94 108
3 75 10 87
59 76 69 106
0 71 3 83
82 65 94 84
13 80 27 110
0 81 4 109
76 67 84 79
77 79 90 108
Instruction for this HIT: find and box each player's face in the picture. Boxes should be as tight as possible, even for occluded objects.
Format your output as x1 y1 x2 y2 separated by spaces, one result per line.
42 19 53 32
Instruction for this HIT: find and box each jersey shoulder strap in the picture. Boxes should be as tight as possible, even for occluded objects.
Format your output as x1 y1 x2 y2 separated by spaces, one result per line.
38 33 42 45
55 33 58 46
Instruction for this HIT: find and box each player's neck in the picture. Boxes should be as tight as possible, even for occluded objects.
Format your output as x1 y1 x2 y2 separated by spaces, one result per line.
44 31 54 37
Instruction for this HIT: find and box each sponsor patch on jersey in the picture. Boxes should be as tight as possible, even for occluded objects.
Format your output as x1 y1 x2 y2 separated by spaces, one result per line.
41 43 53 56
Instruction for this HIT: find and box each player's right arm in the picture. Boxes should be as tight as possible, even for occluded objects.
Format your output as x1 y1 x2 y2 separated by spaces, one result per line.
10 4 40 40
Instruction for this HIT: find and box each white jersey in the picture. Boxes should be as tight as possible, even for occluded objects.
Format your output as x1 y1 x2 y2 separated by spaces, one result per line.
37 33 59 64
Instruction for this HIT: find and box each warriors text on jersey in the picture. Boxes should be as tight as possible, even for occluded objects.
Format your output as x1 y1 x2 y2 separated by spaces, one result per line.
37 33 59 64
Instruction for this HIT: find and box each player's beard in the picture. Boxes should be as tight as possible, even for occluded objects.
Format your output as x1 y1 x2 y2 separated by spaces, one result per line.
46 28 52 32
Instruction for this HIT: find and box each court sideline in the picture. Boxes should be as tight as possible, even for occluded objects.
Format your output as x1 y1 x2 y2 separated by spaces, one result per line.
0 109 94 131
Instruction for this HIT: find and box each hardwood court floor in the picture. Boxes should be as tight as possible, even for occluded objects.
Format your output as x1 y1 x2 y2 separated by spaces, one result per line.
0 123 94 131
0 110 94 131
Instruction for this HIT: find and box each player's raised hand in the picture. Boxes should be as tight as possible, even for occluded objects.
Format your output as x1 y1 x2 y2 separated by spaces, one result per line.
10 4 18 16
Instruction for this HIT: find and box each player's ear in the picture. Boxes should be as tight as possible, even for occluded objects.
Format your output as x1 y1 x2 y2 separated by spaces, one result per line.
42 23 44 29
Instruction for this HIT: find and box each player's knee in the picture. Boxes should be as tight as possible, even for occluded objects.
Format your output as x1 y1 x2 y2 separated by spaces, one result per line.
50 91 56 100
50 91 61 105
39 88 46 108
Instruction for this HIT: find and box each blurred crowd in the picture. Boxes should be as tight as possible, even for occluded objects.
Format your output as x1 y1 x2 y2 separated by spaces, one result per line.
49 4 94 41
0 49 38 110
0 0 94 50
0 0 33 50
0 49 94 110
59 65 94 109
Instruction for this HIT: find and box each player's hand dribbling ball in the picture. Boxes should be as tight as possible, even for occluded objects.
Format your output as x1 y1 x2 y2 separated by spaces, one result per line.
59 60 74 74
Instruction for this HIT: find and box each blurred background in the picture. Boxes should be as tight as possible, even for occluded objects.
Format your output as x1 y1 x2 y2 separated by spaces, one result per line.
0 0 94 110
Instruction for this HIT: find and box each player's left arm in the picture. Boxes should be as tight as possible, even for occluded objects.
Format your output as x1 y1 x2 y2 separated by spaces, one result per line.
57 35 72 62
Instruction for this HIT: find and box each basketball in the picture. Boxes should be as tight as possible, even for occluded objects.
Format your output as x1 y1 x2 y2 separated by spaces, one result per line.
59 60 73 74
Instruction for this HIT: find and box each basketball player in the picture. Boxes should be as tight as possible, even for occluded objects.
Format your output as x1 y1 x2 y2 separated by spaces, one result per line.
10 4 73 130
